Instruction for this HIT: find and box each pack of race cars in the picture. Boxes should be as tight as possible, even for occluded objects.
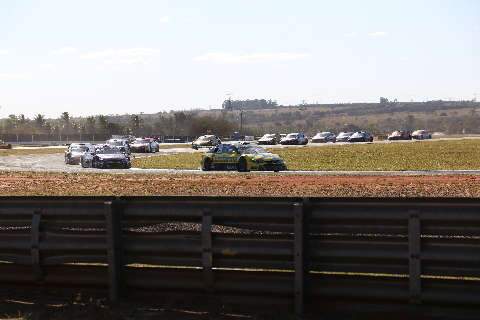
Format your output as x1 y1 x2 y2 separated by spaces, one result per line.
66 129 433 171
64 136 159 169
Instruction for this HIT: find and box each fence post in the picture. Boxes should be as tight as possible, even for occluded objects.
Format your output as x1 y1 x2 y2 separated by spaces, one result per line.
202 210 213 290
294 202 305 319
31 209 43 283
408 209 421 304
202 209 216 313
105 200 124 302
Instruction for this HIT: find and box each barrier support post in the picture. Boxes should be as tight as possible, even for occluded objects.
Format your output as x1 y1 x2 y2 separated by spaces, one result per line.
294 202 305 319
105 200 124 302
408 210 421 304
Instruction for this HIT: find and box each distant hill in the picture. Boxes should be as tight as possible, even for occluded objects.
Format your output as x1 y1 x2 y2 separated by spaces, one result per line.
195 100 480 135
1 100 479 141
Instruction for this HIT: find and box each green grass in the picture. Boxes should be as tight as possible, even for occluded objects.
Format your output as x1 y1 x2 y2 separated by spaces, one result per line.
0 147 66 157
157 143 190 149
274 140 480 171
133 152 200 169
132 140 480 171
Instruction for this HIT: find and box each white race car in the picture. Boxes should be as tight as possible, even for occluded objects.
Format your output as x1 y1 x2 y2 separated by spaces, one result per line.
411 130 432 140
130 138 159 153
65 143 94 165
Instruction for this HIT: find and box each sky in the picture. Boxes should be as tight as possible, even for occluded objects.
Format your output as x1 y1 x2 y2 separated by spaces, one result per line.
0 0 479 118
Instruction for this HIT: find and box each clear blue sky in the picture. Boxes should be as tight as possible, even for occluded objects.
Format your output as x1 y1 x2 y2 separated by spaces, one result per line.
0 0 478 118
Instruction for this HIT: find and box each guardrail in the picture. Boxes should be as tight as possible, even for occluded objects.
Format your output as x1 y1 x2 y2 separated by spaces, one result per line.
0 197 479 319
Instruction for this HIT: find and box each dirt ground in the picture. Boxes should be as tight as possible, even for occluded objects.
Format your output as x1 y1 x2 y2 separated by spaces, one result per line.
0 171 479 197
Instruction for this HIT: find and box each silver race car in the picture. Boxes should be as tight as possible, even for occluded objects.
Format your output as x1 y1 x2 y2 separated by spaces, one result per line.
130 138 159 153
65 143 94 165
81 145 131 169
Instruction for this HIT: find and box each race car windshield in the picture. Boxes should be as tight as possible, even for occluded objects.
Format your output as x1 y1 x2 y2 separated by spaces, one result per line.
96 148 122 154
197 136 212 142
338 132 352 137
135 139 150 143
241 146 267 154
317 132 330 137
70 146 88 152
261 134 275 139
108 141 124 146
286 134 298 138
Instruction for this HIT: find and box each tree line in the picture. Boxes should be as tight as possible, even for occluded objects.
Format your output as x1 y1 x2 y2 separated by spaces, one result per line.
0 112 236 140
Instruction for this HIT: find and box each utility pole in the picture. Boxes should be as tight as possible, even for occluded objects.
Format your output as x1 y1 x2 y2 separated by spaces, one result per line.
225 93 232 110
239 110 244 134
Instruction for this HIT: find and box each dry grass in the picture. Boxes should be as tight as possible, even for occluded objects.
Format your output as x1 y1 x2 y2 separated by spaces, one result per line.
0 147 66 157
0 171 479 197
133 140 480 171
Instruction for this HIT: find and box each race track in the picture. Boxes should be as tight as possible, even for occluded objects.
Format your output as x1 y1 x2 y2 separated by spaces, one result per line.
0 152 479 176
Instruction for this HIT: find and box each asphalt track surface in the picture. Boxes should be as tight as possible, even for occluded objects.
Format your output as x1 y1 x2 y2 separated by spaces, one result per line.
1 137 479 175
0 152 479 176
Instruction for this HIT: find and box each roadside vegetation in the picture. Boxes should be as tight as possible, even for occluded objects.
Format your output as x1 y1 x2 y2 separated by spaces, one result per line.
0 171 479 197
157 143 190 149
0 147 66 157
133 152 200 169
132 140 480 171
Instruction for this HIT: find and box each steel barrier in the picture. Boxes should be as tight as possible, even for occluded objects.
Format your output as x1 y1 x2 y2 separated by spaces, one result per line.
0 196 479 319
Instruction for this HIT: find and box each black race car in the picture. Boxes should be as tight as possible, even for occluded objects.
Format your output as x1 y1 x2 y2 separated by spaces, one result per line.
80 145 131 169
348 131 374 143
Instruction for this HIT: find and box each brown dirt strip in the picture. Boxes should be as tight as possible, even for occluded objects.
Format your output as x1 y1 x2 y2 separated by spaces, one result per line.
0 171 479 197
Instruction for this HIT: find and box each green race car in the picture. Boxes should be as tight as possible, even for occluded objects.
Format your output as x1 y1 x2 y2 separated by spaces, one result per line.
201 143 287 172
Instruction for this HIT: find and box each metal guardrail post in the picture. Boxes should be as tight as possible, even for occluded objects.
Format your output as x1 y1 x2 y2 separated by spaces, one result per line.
408 210 421 304
294 202 305 318
202 209 215 313
31 209 43 283
105 200 124 302
202 209 213 291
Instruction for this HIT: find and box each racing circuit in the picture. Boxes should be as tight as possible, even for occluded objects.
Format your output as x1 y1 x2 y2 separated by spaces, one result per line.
1 137 479 176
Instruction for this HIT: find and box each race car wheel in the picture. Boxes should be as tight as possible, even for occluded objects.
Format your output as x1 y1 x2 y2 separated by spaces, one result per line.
202 158 212 171
238 158 249 172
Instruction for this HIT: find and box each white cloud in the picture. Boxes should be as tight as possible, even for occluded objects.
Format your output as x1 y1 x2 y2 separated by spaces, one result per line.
368 31 388 37
0 73 32 80
159 16 170 23
193 52 310 64
0 49 9 55
50 47 79 55
344 32 357 37
39 63 55 69
80 48 161 65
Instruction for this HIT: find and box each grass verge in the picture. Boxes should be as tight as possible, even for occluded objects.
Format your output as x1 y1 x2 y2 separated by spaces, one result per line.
132 140 480 171
157 143 191 149
0 147 66 157
133 152 200 169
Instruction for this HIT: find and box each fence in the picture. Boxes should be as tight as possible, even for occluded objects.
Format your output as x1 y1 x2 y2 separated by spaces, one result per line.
0 134 198 144
0 196 479 319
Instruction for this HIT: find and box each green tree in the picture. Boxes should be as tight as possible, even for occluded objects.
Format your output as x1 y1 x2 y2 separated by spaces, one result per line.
96 115 109 136
34 114 46 128
85 116 96 134
130 114 142 135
